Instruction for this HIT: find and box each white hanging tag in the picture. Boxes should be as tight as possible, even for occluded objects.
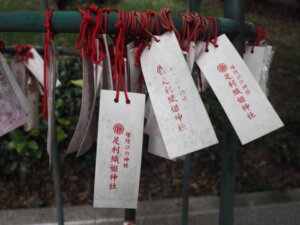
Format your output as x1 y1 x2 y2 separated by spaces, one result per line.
0 53 29 136
195 42 208 92
243 45 266 83
67 49 96 154
93 39 104 93
260 45 274 95
148 135 171 160
141 31 218 159
144 98 151 119
186 41 197 72
25 75 39 130
244 45 274 95
10 60 27 92
127 43 141 92
94 90 145 209
24 48 61 87
77 42 104 156
196 34 283 144
199 70 208 92
10 60 39 130
145 106 175 161
102 34 114 90
124 57 129 90
46 41 59 164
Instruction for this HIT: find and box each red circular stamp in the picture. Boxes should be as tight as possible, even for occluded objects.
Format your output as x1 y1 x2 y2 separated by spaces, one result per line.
113 123 124 135
217 63 228 73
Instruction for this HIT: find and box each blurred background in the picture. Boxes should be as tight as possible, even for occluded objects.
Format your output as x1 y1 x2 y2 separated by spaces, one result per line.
0 0 299 211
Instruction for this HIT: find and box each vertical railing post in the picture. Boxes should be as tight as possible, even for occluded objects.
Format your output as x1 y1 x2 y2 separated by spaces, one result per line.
51 128 65 225
219 1 245 225
181 1 199 225
181 153 192 225
124 209 136 225
40 1 65 225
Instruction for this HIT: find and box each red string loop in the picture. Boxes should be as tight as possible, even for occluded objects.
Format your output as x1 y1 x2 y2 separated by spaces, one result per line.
205 17 218 52
159 8 181 43
76 8 95 59
134 40 149 66
14 44 34 63
102 8 119 34
146 10 160 36
90 6 105 63
113 11 130 104
251 24 275 53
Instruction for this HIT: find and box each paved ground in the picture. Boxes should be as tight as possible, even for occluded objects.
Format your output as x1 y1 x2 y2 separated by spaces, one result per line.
0 189 299 225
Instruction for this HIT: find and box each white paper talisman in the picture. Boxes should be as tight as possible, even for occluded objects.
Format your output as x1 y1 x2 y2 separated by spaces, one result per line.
25 75 39 130
260 45 275 95
93 39 104 93
141 31 218 159
196 34 283 144
10 60 39 130
47 41 59 164
124 57 129 90
77 44 104 156
243 45 266 83
186 41 197 72
0 53 29 136
67 50 96 154
94 90 145 208
145 106 174 160
127 43 141 92
144 98 151 119
10 60 27 92
102 34 114 90
24 48 61 87
195 42 208 92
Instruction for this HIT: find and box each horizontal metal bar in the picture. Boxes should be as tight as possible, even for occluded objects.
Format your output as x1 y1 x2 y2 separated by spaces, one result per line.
3 46 79 56
0 11 256 40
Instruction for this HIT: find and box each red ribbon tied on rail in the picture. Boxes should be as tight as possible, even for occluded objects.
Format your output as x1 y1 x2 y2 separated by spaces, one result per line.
14 44 34 63
43 9 55 119
113 10 131 104
205 16 219 52
251 24 275 53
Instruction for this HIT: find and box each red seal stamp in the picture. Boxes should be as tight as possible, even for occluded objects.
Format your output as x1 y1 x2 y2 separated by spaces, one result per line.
217 63 228 73
113 123 124 135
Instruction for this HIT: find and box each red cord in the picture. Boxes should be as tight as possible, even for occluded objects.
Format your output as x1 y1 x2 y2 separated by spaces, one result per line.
251 24 275 53
159 8 181 43
14 44 34 63
76 8 95 59
114 11 130 104
205 17 218 52
89 6 105 63
146 10 160 36
42 9 55 119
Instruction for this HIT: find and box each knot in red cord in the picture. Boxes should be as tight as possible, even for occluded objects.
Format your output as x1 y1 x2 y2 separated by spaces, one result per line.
44 22 51 29
115 20 123 29
87 4 99 13
159 8 181 43
251 24 274 53
83 13 94 24
14 44 34 63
